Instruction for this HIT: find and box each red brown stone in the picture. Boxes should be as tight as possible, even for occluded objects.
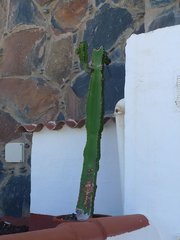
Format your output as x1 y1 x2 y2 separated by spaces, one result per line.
45 36 72 84
53 0 88 32
0 77 61 123
64 87 85 121
0 111 21 143
0 28 45 77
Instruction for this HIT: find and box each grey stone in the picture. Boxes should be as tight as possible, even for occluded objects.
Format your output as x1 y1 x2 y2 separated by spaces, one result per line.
109 48 121 63
8 0 44 30
150 0 176 7
134 23 145 34
27 156 31 167
104 63 125 115
31 34 46 70
0 1 7 39
0 175 30 217
56 112 65 121
84 4 133 54
0 161 5 182
149 8 175 31
0 172 5 182
95 0 106 7
112 0 145 14
0 161 3 170
72 72 90 98
72 63 125 116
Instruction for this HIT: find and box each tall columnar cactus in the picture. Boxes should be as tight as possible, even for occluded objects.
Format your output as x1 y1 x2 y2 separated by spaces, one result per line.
76 42 111 220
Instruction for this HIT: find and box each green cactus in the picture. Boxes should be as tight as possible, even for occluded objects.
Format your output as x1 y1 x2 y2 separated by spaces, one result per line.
76 42 111 220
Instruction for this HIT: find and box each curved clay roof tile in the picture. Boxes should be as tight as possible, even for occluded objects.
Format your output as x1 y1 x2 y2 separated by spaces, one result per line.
18 117 114 133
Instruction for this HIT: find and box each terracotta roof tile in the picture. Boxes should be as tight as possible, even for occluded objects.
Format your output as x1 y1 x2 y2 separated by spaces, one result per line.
18 117 113 133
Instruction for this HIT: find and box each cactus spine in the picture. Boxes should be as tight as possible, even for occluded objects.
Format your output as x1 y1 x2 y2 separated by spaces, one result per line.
76 42 110 220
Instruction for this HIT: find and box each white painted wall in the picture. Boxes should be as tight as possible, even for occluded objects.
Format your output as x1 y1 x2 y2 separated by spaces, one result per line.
107 225 162 240
115 99 125 211
124 25 180 240
30 120 122 216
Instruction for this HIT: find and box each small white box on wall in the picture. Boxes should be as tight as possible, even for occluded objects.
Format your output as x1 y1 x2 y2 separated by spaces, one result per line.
5 143 24 163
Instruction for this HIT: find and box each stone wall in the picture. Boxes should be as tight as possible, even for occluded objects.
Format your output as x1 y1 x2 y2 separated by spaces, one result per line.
0 0 179 217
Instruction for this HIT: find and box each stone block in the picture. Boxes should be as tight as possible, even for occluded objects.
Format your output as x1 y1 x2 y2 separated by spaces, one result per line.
148 8 175 30
0 175 30 217
0 77 61 123
109 48 121 63
0 161 5 182
0 111 21 143
150 0 176 7
35 0 52 6
113 0 145 10
104 63 125 115
0 1 7 39
84 4 133 54
45 36 73 84
0 28 45 77
95 0 106 7
72 72 90 98
51 0 88 33
8 0 44 30
64 87 85 120
72 63 125 116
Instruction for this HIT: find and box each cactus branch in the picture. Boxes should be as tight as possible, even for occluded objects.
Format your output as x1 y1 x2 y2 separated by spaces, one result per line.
76 42 111 220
